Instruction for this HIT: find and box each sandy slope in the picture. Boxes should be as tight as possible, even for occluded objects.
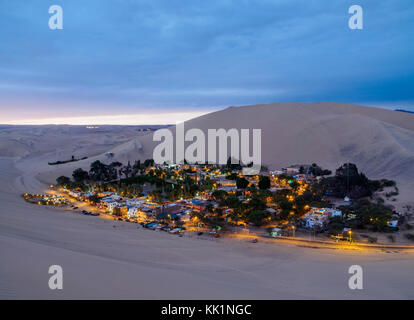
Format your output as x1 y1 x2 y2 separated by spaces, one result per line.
0 157 414 299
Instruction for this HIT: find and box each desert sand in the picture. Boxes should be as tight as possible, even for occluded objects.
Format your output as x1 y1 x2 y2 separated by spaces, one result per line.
1 102 414 299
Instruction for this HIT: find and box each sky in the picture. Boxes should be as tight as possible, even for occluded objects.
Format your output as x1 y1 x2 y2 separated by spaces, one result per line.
0 0 413 124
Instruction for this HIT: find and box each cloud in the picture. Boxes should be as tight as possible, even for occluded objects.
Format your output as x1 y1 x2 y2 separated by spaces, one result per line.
0 0 413 123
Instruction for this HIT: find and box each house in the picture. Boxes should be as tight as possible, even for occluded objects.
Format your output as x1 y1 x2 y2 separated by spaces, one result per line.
154 203 184 215
127 206 140 218
113 205 128 217
217 185 237 192
69 190 82 199
284 167 300 174
303 208 332 229
310 207 342 218
388 220 399 228
157 212 178 220
269 170 285 176
107 201 120 213
303 213 329 229
127 206 149 220
293 174 306 181
270 227 282 237
190 199 207 211
126 198 146 207
179 211 192 222
330 210 342 218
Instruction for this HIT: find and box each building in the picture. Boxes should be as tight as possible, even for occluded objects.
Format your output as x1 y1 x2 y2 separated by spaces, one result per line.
283 167 300 174
388 220 399 228
113 205 128 217
303 212 329 229
302 207 341 230
127 206 149 220
126 197 146 207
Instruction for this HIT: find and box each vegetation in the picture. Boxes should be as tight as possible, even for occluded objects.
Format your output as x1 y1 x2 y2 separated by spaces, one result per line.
317 163 396 200
48 155 88 165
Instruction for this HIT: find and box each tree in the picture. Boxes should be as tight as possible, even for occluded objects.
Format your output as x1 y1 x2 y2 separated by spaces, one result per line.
289 180 300 192
226 156 242 170
121 161 133 178
245 209 270 226
211 190 227 201
326 217 344 235
89 160 107 181
72 168 89 182
236 177 249 189
110 161 123 168
258 175 270 190
56 176 71 186
133 160 141 175
144 159 154 167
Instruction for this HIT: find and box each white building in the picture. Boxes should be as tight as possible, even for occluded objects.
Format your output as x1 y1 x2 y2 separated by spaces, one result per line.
126 198 146 207
127 206 140 218
388 220 399 228
69 190 82 199
107 201 120 212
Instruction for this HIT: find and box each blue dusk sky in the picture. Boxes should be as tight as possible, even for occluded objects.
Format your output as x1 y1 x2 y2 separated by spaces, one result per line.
0 0 413 124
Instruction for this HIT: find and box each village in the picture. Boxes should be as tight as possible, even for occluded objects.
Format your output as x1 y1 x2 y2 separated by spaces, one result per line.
22 159 411 246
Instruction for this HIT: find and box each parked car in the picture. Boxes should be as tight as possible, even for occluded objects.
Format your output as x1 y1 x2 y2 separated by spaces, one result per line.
144 222 158 229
